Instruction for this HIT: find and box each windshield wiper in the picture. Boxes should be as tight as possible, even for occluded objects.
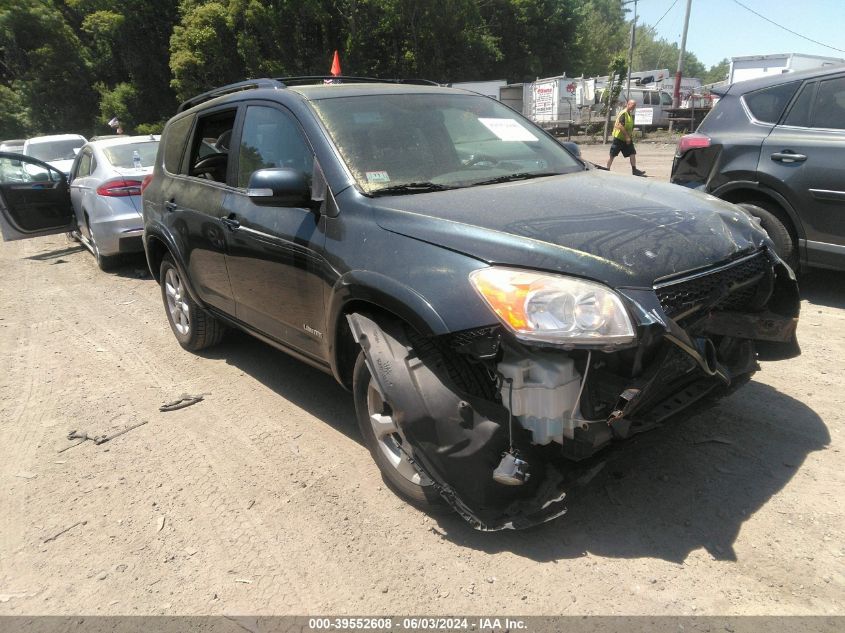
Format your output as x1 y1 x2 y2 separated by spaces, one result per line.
467 172 562 187
372 182 455 196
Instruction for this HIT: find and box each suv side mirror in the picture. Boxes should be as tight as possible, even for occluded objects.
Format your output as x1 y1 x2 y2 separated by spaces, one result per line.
247 168 311 207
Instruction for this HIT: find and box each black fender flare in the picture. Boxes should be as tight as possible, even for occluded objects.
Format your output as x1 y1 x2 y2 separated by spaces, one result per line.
326 269 450 383
143 221 207 309
712 180 805 241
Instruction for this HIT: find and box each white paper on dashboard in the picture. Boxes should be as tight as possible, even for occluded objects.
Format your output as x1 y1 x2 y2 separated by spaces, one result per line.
478 118 538 142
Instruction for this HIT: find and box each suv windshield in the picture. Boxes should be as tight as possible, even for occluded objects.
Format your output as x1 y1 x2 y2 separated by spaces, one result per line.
311 93 583 194
27 139 84 162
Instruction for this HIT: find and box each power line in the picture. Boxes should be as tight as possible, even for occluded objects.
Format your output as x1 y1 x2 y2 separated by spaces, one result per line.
652 0 681 30
731 0 845 54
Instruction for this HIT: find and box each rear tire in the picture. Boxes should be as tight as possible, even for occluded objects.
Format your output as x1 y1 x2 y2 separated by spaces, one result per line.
352 352 441 508
738 202 797 269
85 216 119 271
159 254 225 351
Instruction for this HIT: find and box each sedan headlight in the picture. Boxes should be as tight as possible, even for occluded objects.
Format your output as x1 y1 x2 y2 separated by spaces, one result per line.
469 267 636 346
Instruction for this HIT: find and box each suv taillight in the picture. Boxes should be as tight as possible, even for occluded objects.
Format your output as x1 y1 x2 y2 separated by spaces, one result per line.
140 174 154 193
676 133 711 156
97 178 143 197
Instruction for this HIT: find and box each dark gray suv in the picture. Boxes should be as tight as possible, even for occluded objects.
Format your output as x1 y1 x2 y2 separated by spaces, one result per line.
130 77 800 531
671 65 845 271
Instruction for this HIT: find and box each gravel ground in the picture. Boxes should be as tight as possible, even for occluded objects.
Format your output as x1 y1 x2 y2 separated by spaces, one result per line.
1 144 843 616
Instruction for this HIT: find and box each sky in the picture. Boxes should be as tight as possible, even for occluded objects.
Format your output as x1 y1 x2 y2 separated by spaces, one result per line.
632 0 845 70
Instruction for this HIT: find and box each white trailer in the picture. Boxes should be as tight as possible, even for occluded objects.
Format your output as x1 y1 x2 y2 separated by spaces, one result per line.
449 80 507 100
729 53 845 84
522 76 598 133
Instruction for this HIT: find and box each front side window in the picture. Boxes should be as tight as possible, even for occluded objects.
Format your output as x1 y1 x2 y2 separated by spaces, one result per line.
812 77 845 130
743 82 799 124
237 106 313 188
311 93 582 194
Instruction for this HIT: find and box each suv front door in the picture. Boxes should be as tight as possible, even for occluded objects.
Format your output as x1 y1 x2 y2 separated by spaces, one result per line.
761 75 845 268
0 153 76 242
223 102 328 360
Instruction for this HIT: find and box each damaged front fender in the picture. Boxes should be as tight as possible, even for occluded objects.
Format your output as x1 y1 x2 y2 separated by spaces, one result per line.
347 313 568 531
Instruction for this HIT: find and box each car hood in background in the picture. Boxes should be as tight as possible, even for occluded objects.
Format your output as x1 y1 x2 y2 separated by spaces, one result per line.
372 170 770 288
47 159 75 176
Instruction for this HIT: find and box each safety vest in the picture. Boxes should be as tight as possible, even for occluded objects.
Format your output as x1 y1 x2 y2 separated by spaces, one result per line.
612 110 634 140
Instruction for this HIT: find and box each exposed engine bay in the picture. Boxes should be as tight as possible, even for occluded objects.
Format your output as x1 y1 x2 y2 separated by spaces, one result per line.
348 248 800 531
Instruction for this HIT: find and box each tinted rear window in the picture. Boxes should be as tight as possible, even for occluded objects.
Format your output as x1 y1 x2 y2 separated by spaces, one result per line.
103 141 159 169
813 76 845 129
163 115 194 173
743 82 799 123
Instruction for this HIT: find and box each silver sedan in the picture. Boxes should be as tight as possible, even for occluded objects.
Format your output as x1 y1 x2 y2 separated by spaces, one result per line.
68 135 159 270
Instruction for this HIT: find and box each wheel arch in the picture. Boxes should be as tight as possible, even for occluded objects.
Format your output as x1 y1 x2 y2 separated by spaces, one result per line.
714 181 805 242
143 224 206 308
327 271 450 390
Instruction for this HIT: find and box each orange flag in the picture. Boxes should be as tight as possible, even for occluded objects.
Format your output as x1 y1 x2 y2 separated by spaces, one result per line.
330 50 342 77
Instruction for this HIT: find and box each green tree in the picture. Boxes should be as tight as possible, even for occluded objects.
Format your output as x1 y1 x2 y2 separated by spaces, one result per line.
78 2 179 127
343 0 499 82
0 0 97 135
702 58 730 85
169 1 245 102
633 26 706 78
571 0 628 77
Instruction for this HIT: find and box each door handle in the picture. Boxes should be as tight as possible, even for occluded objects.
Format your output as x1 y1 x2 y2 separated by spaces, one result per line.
164 200 178 212
771 151 807 163
221 216 240 231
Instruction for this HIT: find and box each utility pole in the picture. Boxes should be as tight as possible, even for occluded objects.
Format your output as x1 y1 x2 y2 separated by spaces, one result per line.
624 0 639 100
673 0 693 108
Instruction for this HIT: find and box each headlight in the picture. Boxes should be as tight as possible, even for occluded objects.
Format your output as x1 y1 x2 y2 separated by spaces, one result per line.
469 267 636 346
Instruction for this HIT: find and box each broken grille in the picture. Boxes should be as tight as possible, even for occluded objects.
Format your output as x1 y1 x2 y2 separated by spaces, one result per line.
654 250 771 320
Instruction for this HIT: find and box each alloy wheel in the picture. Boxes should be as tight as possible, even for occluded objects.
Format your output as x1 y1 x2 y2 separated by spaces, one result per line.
366 383 432 486
164 267 191 336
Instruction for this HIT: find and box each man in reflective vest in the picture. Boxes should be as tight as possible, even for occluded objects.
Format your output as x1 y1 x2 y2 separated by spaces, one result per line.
607 99 646 176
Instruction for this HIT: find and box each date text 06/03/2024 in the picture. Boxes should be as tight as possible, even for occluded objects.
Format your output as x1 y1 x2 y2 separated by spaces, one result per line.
307 617 528 630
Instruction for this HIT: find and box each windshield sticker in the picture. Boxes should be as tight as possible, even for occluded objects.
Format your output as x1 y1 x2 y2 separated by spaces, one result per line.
366 170 390 183
478 118 538 142
353 112 384 124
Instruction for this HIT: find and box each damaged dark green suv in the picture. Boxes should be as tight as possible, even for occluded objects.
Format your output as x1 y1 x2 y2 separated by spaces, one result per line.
136 77 800 531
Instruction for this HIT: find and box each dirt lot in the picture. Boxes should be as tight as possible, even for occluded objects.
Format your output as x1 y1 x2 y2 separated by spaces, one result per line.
1 143 843 616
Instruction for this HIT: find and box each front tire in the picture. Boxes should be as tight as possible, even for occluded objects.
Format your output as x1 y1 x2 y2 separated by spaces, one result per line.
352 352 441 507
738 202 797 270
159 255 225 351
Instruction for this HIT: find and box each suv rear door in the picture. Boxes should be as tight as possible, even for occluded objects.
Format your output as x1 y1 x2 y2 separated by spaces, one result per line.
760 74 845 268
0 153 76 241
167 107 239 314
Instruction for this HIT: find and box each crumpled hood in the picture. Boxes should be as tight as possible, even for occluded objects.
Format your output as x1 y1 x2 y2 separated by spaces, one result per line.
372 169 769 288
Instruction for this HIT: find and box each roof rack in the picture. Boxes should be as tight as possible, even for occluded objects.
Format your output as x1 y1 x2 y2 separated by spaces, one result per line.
176 76 442 113
176 78 284 113
274 75 441 87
